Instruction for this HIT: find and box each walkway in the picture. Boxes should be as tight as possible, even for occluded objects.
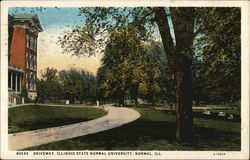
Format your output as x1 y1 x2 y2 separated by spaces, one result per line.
8 104 141 150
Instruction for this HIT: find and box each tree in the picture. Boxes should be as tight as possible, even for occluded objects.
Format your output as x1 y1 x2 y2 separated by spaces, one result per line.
198 8 241 105
189 8 241 107
20 85 29 102
58 7 240 141
37 67 96 103
37 68 62 102
59 68 96 104
84 71 97 102
58 7 196 141
153 7 196 141
139 41 169 105
97 31 172 106
97 28 146 106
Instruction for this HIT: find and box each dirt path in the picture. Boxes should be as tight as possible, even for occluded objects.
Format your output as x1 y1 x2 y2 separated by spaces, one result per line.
8 104 140 150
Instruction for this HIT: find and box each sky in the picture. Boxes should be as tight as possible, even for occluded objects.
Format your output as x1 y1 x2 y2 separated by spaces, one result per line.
9 7 103 78
8 7 174 78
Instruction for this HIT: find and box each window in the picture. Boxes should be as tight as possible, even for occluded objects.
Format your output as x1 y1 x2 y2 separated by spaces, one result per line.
34 56 37 70
26 35 29 48
30 37 34 50
32 55 34 70
33 73 36 91
32 55 33 69
26 74 29 89
29 74 32 90
34 81 37 91
29 73 36 91
34 39 37 51
26 54 29 69
17 74 20 91
31 55 34 70
29 55 31 69
13 74 16 90
8 72 11 89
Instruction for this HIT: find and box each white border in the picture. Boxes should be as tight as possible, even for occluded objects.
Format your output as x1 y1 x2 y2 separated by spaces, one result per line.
1 0 249 159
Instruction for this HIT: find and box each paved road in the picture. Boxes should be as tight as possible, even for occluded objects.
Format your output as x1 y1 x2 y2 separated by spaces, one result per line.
9 104 140 150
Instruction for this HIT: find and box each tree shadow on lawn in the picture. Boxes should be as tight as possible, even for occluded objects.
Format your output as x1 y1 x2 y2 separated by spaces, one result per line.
81 121 240 150
9 118 92 133
28 120 241 151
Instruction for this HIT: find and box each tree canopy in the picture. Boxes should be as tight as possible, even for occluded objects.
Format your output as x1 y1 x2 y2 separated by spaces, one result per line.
37 68 96 104
57 7 241 141
96 28 171 106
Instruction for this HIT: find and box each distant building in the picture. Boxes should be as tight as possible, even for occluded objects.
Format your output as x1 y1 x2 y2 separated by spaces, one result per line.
8 14 43 105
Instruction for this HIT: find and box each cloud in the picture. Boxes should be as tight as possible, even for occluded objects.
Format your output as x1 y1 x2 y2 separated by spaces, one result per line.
37 28 102 78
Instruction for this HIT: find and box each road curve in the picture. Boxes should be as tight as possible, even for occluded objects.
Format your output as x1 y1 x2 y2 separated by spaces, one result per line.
9 104 140 150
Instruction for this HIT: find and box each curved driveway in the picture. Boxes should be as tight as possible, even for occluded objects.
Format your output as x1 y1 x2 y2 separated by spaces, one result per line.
9 104 140 150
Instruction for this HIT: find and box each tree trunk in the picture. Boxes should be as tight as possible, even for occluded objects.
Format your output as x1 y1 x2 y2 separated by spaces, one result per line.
80 97 83 104
152 100 156 105
119 97 124 106
134 98 138 106
175 60 194 141
130 86 138 106
153 7 195 141
118 92 125 106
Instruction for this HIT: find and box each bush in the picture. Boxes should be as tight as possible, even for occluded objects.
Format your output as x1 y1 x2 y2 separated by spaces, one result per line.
86 102 94 105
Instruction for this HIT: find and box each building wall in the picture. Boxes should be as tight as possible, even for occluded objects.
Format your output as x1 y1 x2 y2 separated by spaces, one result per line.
9 27 38 94
9 27 26 81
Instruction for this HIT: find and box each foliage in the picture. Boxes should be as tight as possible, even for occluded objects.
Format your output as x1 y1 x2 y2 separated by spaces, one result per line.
56 7 241 141
37 67 96 103
37 68 62 102
96 28 171 105
58 7 156 57
139 41 170 104
59 68 96 103
96 28 146 105
20 85 28 99
192 8 241 105
58 25 102 57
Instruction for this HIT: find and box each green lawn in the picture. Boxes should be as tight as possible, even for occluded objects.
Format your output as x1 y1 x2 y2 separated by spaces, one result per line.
26 105 240 151
9 105 107 133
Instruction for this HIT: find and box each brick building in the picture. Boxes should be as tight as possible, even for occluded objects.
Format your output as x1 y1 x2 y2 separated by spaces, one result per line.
8 14 43 104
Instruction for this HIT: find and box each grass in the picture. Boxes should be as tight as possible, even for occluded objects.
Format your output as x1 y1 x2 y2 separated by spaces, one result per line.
194 109 240 115
26 105 241 151
8 105 107 133
37 102 95 106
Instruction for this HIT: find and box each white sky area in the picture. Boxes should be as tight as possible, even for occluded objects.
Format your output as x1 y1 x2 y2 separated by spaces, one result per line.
37 27 102 78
